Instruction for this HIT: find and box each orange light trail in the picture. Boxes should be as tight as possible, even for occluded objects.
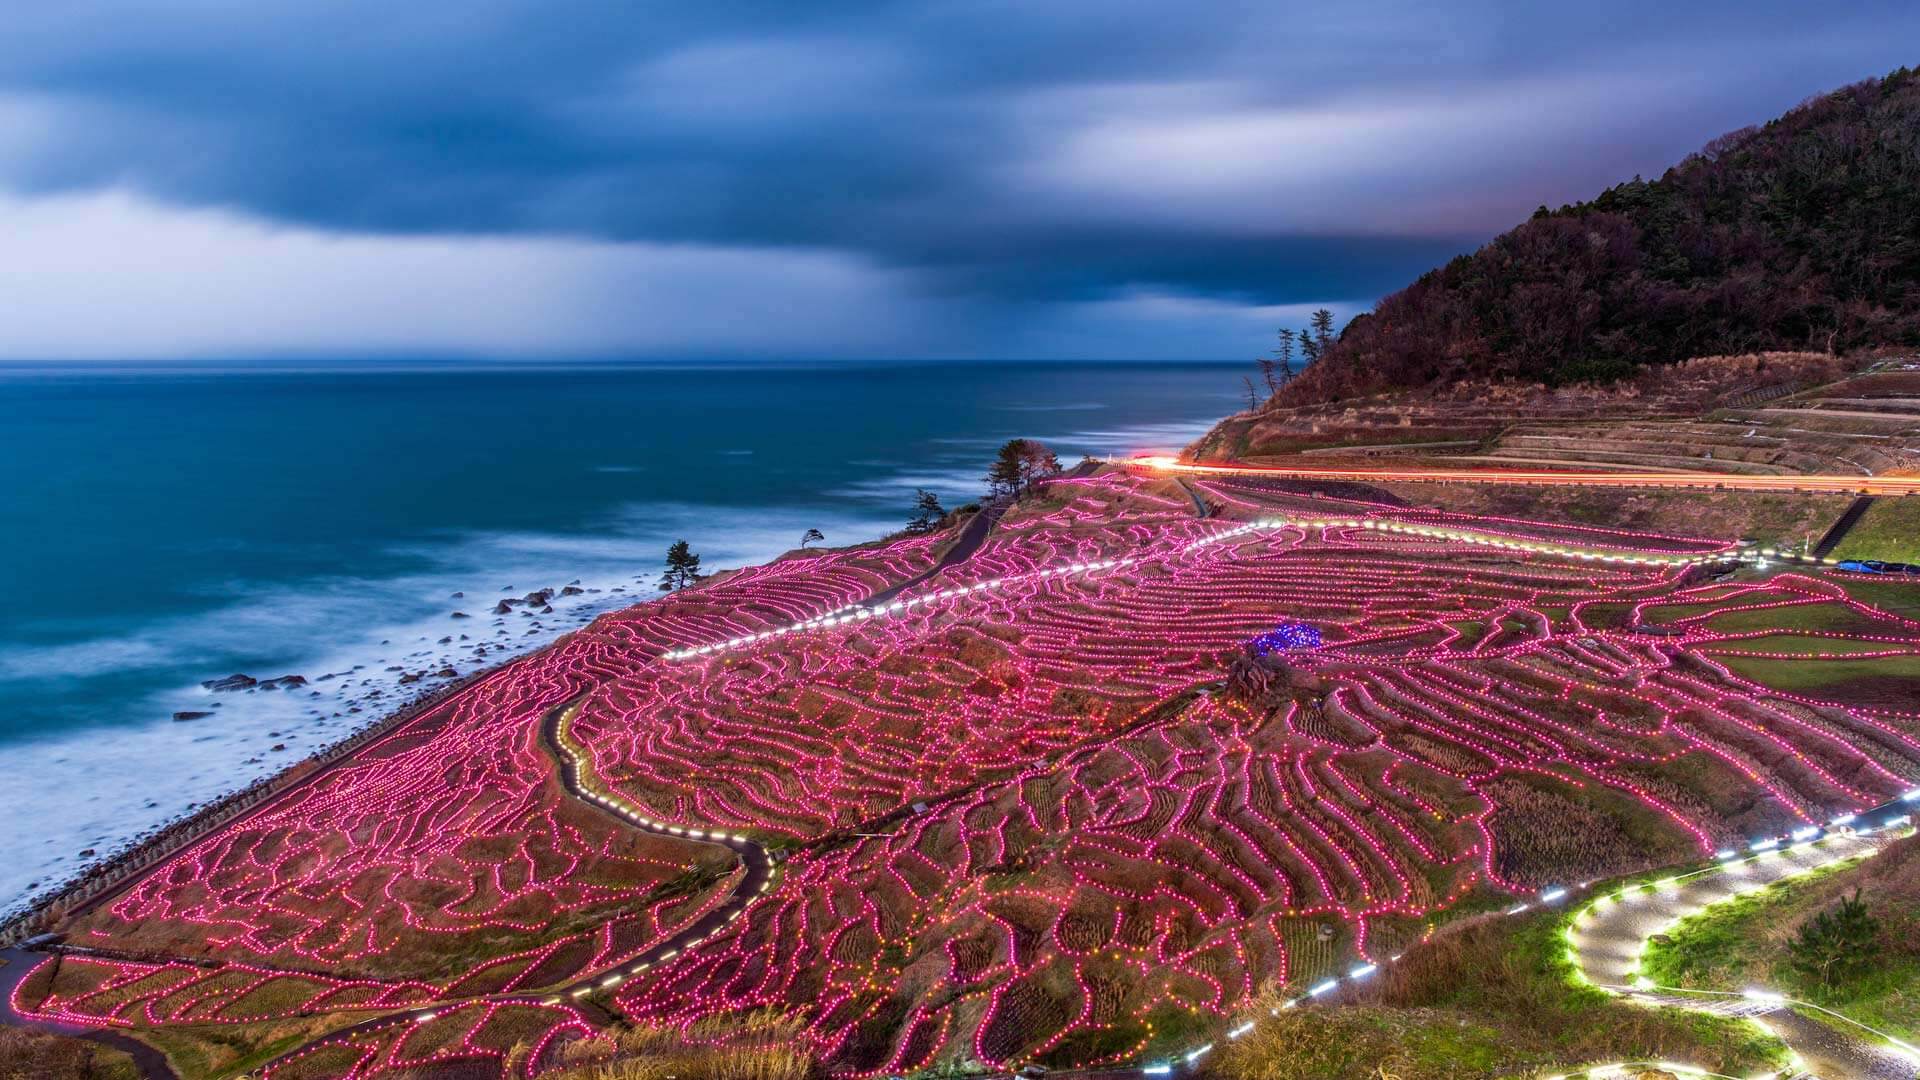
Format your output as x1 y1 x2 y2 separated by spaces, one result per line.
1125 456 1920 496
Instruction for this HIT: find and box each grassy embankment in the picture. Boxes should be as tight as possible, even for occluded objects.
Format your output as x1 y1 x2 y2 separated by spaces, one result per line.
1211 872 1788 1080
0 1026 140 1080
1640 833 1920 1047
1830 498 1920 564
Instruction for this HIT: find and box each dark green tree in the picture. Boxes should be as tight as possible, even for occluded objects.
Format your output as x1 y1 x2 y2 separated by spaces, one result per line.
987 438 1061 498
1310 308 1336 355
1298 325 1321 365
659 539 703 591
905 488 946 535
800 528 824 549
1787 887 1879 994
1274 328 1296 380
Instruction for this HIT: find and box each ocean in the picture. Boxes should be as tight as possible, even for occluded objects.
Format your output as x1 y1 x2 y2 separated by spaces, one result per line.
0 359 1243 913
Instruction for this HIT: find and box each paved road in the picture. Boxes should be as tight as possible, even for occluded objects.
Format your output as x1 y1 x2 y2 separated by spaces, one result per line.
1813 495 1877 557
1570 835 1917 1080
1129 457 1920 496
863 498 1008 609
0 947 180 1079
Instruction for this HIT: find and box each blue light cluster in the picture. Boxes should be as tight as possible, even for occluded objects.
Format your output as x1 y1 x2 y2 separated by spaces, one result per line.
1250 622 1320 655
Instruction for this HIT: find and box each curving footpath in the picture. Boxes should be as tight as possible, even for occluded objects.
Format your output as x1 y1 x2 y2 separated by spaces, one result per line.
248 698 780 1076
0 946 181 1079
1569 833 1919 1080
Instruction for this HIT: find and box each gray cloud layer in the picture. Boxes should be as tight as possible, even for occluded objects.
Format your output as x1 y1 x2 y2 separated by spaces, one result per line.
1 1 1915 358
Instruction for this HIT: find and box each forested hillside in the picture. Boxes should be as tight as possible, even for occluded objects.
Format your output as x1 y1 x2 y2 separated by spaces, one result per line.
1278 65 1920 404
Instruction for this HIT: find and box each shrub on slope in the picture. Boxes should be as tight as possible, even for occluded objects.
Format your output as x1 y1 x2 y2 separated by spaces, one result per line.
1281 66 1920 404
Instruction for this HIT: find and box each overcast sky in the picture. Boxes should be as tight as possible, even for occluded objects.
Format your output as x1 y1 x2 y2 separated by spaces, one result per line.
2 1 1915 362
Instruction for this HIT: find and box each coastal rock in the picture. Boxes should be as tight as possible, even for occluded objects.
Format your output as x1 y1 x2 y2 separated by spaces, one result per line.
450 591 464 598
561 585 584 596
202 673 257 692
450 611 470 619
539 605 554 614
493 599 519 614
171 710 213 722
523 589 553 606
398 671 423 684
435 667 458 678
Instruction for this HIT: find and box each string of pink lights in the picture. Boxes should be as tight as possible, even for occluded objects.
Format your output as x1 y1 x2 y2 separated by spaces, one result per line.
16 473 1919 1079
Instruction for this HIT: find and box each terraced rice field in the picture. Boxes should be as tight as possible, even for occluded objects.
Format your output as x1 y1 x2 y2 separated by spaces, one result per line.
16 472 1920 1078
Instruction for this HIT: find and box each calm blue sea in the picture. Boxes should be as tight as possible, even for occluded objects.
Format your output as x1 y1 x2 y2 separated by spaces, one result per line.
0 359 1242 912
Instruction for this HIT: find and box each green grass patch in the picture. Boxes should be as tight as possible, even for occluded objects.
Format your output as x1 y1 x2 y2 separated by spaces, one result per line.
1702 634 1917 655
1641 838 1920 1045
1831 498 1920 564
1208 863 1787 1079
1835 577 1920 620
1703 600 1906 636
1718 652 1920 694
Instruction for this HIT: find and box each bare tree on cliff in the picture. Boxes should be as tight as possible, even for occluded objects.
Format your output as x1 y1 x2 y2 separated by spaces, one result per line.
1242 376 1260 412
659 540 702 591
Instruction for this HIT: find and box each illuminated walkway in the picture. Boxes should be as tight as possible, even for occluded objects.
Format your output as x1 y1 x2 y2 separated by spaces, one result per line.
1569 831 1918 1080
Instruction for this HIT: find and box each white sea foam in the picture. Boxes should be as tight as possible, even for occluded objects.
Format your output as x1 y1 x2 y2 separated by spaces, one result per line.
0 501 895 915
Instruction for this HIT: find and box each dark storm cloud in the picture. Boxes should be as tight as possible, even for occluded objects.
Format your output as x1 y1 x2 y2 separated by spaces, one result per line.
0 0 1916 355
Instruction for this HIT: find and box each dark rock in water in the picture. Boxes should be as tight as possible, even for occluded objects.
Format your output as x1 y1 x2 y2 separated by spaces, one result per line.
79 848 95 857
451 591 464 598
451 611 470 619
172 710 213 722
539 605 554 614
438 636 452 644
561 585 585 596
568 579 581 586
398 671 423 684
435 667 458 678
493 599 519 614
270 743 287 752
524 589 553 606
202 673 257 692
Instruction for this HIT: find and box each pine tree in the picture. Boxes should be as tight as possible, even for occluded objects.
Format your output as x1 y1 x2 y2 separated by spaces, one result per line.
1787 887 1878 995
987 439 1060 498
1298 325 1321 364
1310 308 1336 355
987 440 1026 498
905 488 946 534
1275 328 1295 380
659 539 703 591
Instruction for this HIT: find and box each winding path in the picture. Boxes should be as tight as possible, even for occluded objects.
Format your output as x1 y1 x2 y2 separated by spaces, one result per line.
0 946 180 1079
245 698 781 1075
251 508 1025 1074
1568 834 1918 1080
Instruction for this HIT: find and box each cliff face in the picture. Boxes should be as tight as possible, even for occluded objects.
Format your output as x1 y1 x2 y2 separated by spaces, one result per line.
1263 66 1920 412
